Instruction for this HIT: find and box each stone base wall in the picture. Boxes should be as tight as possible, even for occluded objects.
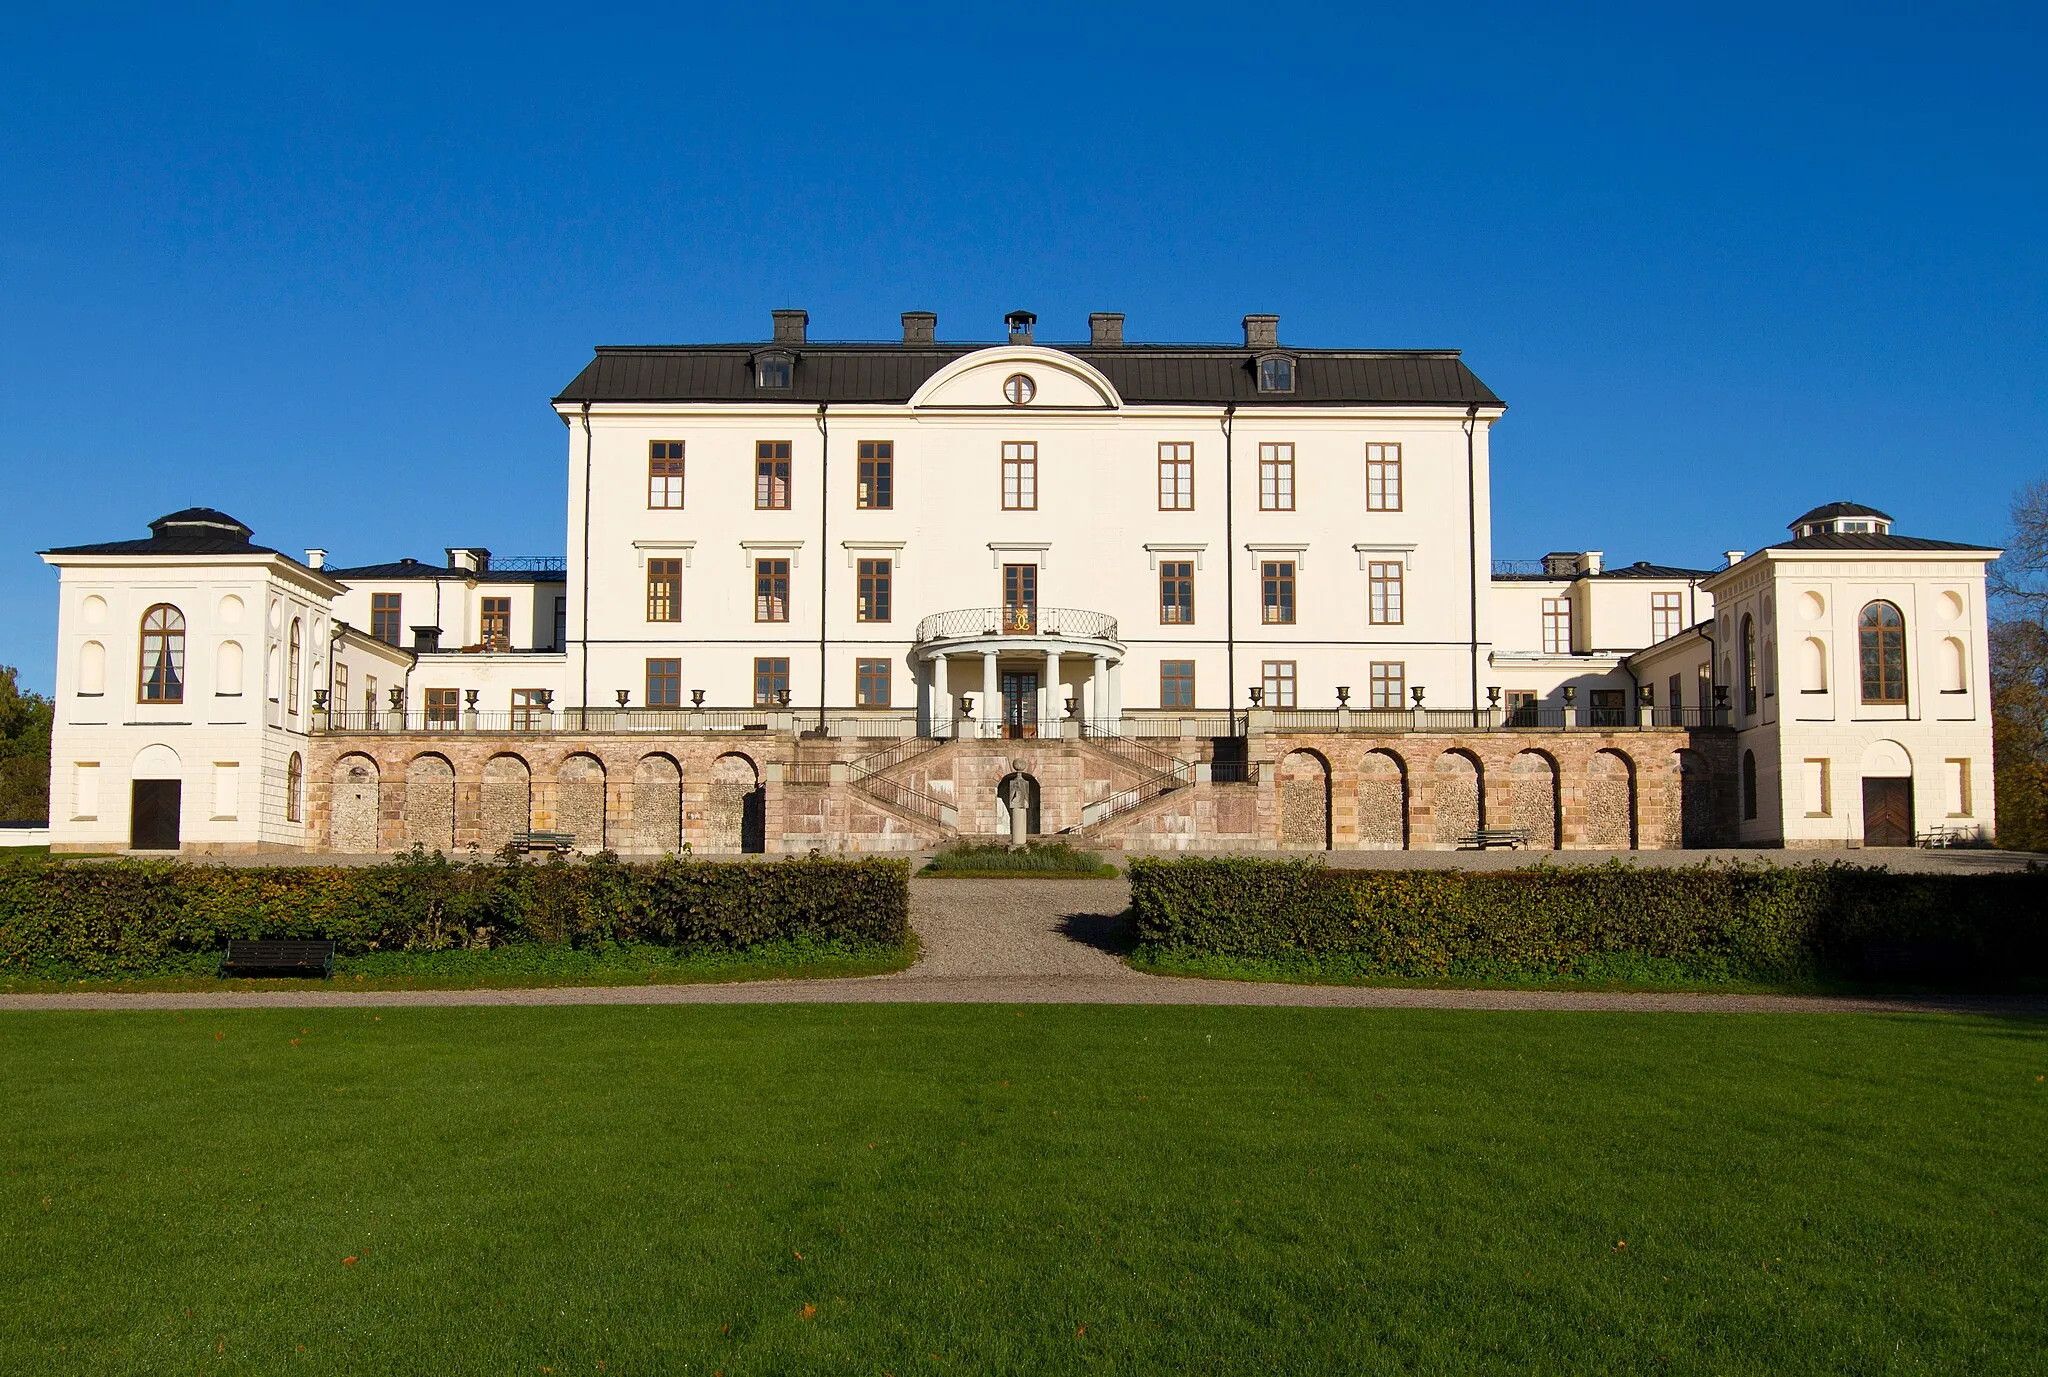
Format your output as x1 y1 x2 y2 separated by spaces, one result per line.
306 727 1738 855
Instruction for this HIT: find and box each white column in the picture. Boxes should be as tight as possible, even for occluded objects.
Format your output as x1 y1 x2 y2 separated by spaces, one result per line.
981 649 999 737
1109 661 1122 719
1043 650 1058 735
1092 654 1109 730
935 655 951 737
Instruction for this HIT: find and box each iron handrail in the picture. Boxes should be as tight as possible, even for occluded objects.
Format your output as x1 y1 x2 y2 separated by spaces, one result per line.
912 606 1120 644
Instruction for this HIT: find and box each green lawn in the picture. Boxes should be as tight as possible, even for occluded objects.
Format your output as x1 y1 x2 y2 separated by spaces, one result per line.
3 1008 2043 1374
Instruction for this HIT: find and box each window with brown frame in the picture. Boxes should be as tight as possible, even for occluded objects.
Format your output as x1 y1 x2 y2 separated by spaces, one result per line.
855 658 891 707
645 658 681 708
1368 561 1403 625
512 688 551 729
754 558 790 622
648 441 685 508
370 592 402 646
1859 601 1908 704
1364 442 1402 511
1258 443 1295 510
646 559 681 622
480 597 511 650
1001 442 1037 510
1369 660 1405 709
1261 561 1295 624
1651 590 1684 643
424 687 460 729
1542 597 1572 654
1159 561 1194 624
856 558 891 623
755 441 792 509
286 619 302 713
285 752 303 823
754 657 790 706
857 441 893 509
1002 563 1037 633
1261 660 1297 708
1160 660 1195 708
138 603 185 703
1158 442 1194 510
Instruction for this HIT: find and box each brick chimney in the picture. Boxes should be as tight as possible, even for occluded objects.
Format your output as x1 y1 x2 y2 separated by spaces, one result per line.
771 309 808 345
1089 313 1125 347
901 311 936 345
1242 314 1279 349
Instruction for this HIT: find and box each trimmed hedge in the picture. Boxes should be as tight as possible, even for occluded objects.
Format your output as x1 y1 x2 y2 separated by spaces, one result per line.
1127 857 2048 984
0 849 910 979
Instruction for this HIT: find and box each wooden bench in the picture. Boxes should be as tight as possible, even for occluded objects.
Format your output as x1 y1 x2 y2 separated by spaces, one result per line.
511 830 577 853
219 939 335 979
1457 827 1532 850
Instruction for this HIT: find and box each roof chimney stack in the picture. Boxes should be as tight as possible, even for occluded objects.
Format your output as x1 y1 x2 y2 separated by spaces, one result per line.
900 311 936 345
1243 313 1279 349
1089 312 1125 347
1723 550 1747 568
771 309 808 345
304 549 326 570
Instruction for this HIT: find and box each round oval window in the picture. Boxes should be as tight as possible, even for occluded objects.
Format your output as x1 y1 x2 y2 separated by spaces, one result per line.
1003 373 1036 406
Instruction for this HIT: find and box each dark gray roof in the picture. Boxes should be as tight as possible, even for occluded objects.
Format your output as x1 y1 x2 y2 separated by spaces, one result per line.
1597 560 1718 579
1765 533 1996 555
1790 500 1893 528
325 560 564 583
554 342 1503 408
44 508 281 559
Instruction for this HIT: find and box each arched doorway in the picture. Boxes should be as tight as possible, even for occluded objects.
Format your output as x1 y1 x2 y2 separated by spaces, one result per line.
130 743 182 851
404 754 455 853
1357 749 1408 850
995 771 1042 837
1278 750 1331 849
1585 750 1637 849
556 754 606 852
332 754 380 853
1431 751 1482 847
633 754 682 854
1860 739 1913 847
1510 751 1560 850
710 753 766 854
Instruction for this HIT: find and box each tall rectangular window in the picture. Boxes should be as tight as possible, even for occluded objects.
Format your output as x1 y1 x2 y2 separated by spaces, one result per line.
1668 673 1682 710
1651 590 1684 643
1258 443 1295 510
856 558 892 623
646 559 682 622
1803 758 1832 817
1369 660 1405 709
371 592 402 646
648 441 685 508
1160 660 1195 708
1261 660 1297 708
425 687 460 729
1542 598 1573 654
1368 562 1404 625
1159 561 1194 624
334 664 348 719
857 441 894 509
1158 442 1194 510
855 658 891 707
1945 758 1972 816
1364 443 1402 511
512 688 549 729
1261 561 1296 624
645 658 680 708
755 441 792 509
553 596 567 649
754 558 790 622
754 657 790 706
1003 563 1037 632
1002 442 1037 510
480 597 511 650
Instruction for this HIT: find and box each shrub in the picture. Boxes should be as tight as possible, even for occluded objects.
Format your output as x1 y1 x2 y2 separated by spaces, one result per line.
921 841 1112 876
0 849 909 979
1127 857 2048 984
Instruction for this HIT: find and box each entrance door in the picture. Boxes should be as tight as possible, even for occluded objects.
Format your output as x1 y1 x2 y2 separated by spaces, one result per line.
1863 776 1912 847
1001 671 1040 739
1002 564 1037 634
131 779 181 851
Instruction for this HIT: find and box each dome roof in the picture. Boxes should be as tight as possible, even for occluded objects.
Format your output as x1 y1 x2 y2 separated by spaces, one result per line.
148 508 253 540
1788 500 1892 532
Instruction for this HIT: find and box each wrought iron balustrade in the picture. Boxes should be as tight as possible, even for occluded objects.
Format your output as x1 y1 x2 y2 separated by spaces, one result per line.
912 606 1120 644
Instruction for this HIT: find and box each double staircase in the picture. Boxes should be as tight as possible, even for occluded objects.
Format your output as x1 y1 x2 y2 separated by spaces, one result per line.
1078 728 1193 830
848 735 959 832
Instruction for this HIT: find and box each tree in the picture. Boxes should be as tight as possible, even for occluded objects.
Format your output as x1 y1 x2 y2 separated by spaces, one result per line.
1990 479 2048 852
0 666 54 824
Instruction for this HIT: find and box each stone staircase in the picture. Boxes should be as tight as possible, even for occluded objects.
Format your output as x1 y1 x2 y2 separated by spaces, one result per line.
848 735 959 833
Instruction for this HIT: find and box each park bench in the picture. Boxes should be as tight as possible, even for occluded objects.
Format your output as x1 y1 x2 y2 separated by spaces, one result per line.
1457 826 1532 850
511 830 577 853
1915 825 1960 849
219 939 335 979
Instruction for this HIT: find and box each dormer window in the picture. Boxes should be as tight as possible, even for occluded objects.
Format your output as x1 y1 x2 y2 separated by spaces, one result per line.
1256 354 1295 393
755 352 792 389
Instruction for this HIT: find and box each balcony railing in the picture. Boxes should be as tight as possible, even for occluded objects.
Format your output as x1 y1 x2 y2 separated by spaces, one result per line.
912 606 1120 644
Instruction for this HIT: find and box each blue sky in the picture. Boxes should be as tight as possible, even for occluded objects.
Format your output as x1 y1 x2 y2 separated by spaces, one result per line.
2 2 2041 693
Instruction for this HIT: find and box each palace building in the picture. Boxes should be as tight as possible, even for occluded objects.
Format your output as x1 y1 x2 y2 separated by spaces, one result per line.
39 311 2000 854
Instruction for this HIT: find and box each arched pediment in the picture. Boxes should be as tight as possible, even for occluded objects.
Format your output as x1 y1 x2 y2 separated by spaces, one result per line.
909 346 1121 410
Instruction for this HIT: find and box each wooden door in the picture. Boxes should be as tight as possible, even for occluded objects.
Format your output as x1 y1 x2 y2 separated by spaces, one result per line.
1862 777 1912 847
130 779 181 851
1001 672 1039 739
1002 564 1037 633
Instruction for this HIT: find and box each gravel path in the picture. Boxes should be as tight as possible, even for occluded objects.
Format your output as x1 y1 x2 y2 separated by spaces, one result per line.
3 878 2041 1015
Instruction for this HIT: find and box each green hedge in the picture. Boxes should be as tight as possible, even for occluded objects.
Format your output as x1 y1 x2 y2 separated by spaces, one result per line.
0 849 910 979
1127 857 2048 984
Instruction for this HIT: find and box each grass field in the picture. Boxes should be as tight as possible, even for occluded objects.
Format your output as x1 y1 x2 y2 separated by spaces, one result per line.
3 1008 2044 1374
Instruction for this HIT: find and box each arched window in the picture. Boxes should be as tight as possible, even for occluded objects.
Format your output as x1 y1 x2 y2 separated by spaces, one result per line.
265 645 279 701
1763 638 1776 699
1741 749 1759 821
1740 614 1758 715
1941 637 1967 693
286 751 304 823
1859 601 1907 704
78 640 106 695
1803 637 1827 693
287 619 303 714
139 604 185 703
216 640 243 695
